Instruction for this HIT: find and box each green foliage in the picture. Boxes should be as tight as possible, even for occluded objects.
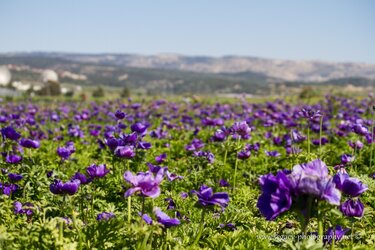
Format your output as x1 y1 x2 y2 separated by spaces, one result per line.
92 86 105 98
120 86 130 98
38 81 62 96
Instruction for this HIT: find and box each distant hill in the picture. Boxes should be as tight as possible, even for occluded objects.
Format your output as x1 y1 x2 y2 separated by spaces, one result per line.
5 52 375 81
0 52 374 95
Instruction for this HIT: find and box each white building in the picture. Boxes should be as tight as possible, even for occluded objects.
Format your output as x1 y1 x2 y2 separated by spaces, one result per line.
0 66 11 86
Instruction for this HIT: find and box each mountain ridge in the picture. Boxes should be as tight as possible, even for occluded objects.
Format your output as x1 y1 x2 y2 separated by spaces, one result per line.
2 52 375 82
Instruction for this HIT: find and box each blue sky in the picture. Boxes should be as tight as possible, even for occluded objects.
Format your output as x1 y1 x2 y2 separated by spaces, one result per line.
0 0 374 63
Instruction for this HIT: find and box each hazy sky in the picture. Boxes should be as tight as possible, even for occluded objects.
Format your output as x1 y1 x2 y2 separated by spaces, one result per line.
1 0 374 63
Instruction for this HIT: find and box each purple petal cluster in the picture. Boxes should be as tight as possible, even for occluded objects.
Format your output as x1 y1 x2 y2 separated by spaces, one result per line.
154 207 180 228
123 168 165 198
191 185 229 208
257 159 342 221
50 179 80 195
87 164 110 179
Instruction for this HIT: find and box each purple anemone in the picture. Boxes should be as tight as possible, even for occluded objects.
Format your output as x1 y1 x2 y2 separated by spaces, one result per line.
191 185 229 208
340 198 364 217
86 164 110 179
123 168 165 198
154 207 180 228
50 179 80 195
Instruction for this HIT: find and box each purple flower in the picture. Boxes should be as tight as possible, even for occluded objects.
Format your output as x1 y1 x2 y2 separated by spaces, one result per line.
165 197 176 210
13 201 23 214
105 138 119 151
333 172 368 197
155 153 167 164
352 124 368 136
20 138 40 149
237 150 251 159
165 170 183 182
47 170 54 178
193 150 215 164
115 110 126 120
139 213 153 225
218 223 237 231
57 147 72 160
323 225 349 245
97 212 115 221
123 168 165 198
150 128 168 139
146 162 164 174
257 170 292 220
121 132 138 144
154 207 180 228
341 179 367 197
312 137 328 146
211 129 227 142
341 154 354 164
265 150 281 157
332 171 349 190
71 172 91 185
137 141 152 150
114 146 136 158
50 179 80 195
8 173 23 182
191 185 229 208
185 138 205 151
340 198 364 217
289 159 341 205
246 143 261 152
180 192 188 199
1 183 19 195
231 121 251 139
291 130 306 143
6 154 22 164
300 107 322 120
86 164 110 179
68 125 84 138
65 141 76 153
1 126 21 141
348 140 363 150
285 146 302 155
219 179 230 187
131 122 148 135
13 201 34 216
57 142 75 161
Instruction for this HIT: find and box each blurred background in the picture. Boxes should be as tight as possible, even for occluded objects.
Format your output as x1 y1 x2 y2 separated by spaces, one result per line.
0 0 374 99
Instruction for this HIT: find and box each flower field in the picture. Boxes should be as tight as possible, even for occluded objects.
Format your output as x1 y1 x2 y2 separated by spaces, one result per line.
0 95 374 249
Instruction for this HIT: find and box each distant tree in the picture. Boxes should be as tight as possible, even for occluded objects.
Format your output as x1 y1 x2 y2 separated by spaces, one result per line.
38 81 61 96
299 86 317 100
92 86 105 98
64 89 74 97
120 86 131 98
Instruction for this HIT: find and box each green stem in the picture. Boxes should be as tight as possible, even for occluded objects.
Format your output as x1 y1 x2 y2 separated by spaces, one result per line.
307 121 310 156
233 138 240 189
91 187 95 219
304 196 313 235
319 116 323 158
351 219 355 247
233 157 239 190
317 207 323 244
59 220 64 246
223 149 228 166
128 196 132 223
193 210 206 245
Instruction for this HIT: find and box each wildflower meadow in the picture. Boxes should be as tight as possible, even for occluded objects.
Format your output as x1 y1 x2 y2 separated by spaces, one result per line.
0 95 374 249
